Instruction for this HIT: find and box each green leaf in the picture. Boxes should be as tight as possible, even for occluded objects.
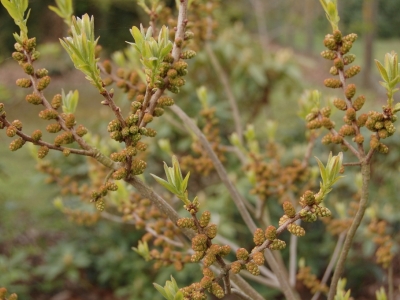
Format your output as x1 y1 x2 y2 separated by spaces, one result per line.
375 60 389 83
393 102 400 113
153 283 169 299
151 174 179 195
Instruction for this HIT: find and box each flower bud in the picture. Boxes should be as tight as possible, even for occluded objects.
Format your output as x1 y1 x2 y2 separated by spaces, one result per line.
245 261 260 276
9 137 25 151
181 50 196 59
345 66 361 79
22 63 34 75
324 78 342 89
37 76 51 91
192 234 208 251
46 123 62 133
321 50 337 60
31 129 42 141
283 201 296 218
236 248 249 261
343 54 356 65
333 98 347 110
36 68 49 78
353 134 364 144
287 223 305 237
345 84 356 99
6 125 17 137
16 78 32 88
39 109 58 120
265 225 277 240
269 239 286 250
211 282 224 299
253 228 266 246
26 93 42 105
76 124 88 137
38 145 49 158
253 252 265 266
230 261 242 274
51 94 62 109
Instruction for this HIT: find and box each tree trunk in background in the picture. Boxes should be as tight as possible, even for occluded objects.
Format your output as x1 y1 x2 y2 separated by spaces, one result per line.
304 0 315 53
362 0 378 87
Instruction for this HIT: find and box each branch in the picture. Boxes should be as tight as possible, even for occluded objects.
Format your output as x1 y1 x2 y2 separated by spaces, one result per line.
311 232 346 300
170 104 257 232
204 43 243 144
327 163 370 300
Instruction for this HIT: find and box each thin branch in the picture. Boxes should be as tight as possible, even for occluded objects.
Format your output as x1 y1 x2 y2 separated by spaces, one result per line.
170 104 257 232
232 288 254 300
289 220 300 287
204 43 244 144
311 232 346 300
327 163 370 300
343 162 361 166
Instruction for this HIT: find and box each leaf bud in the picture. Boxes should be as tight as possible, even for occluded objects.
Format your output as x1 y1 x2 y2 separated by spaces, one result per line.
39 109 58 120
38 145 49 158
46 123 62 133
253 228 266 246
287 223 305 237
269 239 286 250
245 261 260 276
76 124 88 137
324 78 342 89
230 261 242 274
265 225 277 240
199 210 211 227
31 129 42 141
192 234 208 251
35 68 49 78
320 50 337 60
26 93 42 105
9 137 25 151
333 98 347 110
236 248 249 261
16 78 32 88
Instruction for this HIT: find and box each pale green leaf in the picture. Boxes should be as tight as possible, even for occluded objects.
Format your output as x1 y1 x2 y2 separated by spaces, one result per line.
375 60 389 83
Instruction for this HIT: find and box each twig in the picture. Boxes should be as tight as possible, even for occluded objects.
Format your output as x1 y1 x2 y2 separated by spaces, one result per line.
232 288 254 300
171 104 300 299
170 104 257 232
311 232 346 300
204 43 244 144
343 162 361 166
327 163 370 300
388 263 394 300
289 220 300 287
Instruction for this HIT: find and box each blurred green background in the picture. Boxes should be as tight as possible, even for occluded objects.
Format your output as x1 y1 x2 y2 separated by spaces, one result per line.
1 0 400 299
